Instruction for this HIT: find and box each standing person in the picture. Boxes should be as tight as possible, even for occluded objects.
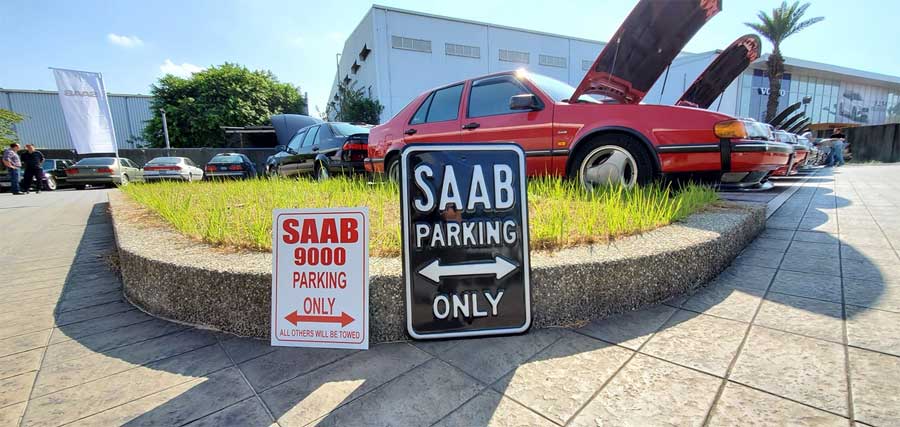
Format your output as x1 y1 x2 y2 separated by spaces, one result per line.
830 128 846 167
2 143 23 195
20 144 45 194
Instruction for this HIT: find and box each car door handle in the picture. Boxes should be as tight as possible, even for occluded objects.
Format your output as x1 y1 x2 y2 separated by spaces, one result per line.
462 122 480 130
404 128 417 135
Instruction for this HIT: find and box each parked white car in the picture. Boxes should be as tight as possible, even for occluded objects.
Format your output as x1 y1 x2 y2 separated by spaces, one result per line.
142 157 204 182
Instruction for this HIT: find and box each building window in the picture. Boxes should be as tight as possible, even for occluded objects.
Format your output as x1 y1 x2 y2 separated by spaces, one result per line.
391 35 431 53
445 43 480 59
343 75 351 85
499 49 529 64
359 44 371 61
539 54 567 68
351 61 360 74
581 60 593 71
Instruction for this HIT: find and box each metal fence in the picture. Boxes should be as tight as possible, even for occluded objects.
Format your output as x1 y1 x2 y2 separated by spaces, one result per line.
38 148 277 175
845 124 900 163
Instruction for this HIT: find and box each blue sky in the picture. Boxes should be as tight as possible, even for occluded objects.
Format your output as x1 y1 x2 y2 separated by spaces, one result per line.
2 0 898 116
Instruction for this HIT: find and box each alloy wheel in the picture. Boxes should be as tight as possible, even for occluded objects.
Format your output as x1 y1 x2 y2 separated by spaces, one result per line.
579 145 638 189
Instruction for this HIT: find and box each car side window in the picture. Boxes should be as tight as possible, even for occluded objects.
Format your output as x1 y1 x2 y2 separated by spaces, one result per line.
302 126 319 147
468 76 532 118
425 84 463 123
409 92 434 125
288 130 306 151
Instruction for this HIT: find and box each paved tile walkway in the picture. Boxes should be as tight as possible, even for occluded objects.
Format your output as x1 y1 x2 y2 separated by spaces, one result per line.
1 165 899 426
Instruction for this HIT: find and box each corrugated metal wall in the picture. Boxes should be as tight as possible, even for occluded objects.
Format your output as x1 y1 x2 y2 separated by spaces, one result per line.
0 89 152 150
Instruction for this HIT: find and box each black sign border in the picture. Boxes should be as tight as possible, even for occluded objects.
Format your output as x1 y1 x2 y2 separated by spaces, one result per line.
400 143 532 339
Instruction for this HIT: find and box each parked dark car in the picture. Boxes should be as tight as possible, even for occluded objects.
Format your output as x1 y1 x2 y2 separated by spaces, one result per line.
204 153 257 179
267 122 370 180
0 158 75 192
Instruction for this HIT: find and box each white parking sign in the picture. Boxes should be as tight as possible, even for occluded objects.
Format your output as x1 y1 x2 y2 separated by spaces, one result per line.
271 208 369 349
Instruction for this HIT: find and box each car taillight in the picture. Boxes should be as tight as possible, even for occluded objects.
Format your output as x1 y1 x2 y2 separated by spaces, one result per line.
342 142 368 151
714 120 749 139
205 165 217 172
97 167 114 174
343 141 368 162
67 168 78 174
228 165 243 171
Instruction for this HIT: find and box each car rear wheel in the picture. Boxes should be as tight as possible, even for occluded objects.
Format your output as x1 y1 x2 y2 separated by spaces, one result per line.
570 135 653 190
43 176 57 191
316 163 330 181
119 174 130 187
386 157 400 183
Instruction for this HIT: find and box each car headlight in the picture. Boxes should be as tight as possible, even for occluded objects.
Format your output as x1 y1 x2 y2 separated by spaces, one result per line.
714 120 749 139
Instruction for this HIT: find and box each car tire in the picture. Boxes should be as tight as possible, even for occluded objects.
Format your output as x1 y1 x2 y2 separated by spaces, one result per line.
386 156 400 183
43 176 57 191
316 163 330 181
119 174 130 187
569 134 654 190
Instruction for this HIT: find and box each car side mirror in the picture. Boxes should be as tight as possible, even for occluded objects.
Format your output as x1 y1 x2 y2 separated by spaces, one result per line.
509 94 541 111
275 145 287 153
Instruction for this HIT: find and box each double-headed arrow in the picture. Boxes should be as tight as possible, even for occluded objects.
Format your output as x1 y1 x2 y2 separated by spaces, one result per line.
418 256 518 283
284 310 355 327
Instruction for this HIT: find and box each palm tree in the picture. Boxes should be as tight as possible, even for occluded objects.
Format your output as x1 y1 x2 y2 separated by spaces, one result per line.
746 1 824 122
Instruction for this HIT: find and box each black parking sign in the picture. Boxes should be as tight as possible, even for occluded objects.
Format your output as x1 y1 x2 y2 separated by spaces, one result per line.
401 143 531 339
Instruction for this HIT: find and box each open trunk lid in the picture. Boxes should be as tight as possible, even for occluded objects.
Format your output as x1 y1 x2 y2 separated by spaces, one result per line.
676 34 761 109
570 0 721 104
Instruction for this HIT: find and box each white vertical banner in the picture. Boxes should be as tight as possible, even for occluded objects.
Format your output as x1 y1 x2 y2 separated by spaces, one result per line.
51 68 118 154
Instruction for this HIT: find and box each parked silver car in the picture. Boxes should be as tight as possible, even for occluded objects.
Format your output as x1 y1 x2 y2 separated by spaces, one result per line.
143 157 204 182
67 157 144 189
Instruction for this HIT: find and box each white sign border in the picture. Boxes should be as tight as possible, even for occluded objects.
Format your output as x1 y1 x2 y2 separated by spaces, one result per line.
270 207 370 349
400 143 532 340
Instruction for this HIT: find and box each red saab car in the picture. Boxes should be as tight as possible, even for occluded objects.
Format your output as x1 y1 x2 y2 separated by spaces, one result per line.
366 0 791 189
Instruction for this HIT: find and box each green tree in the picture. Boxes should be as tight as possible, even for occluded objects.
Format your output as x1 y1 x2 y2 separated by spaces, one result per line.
144 63 307 148
327 81 384 124
0 108 25 147
746 1 824 122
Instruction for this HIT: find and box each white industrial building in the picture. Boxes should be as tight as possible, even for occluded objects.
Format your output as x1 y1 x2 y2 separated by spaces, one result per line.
330 5 900 126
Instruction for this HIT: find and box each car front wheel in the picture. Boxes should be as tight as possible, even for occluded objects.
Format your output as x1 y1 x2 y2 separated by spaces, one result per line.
316 163 330 181
570 135 653 190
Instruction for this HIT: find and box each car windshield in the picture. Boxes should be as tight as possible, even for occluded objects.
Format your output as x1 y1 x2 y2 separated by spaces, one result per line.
41 160 55 169
147 157 182 165
210 155 242 164
76 158 116 166
331 123 370 136
525 72 600 104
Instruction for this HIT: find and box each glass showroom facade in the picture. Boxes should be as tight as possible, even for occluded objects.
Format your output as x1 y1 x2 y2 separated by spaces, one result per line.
738 68 900 125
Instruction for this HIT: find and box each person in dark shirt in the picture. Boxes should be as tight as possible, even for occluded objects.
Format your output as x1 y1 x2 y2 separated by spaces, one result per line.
20 144 45 194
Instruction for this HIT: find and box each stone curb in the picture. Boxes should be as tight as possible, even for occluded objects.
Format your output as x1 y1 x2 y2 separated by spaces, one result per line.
109 192 765 343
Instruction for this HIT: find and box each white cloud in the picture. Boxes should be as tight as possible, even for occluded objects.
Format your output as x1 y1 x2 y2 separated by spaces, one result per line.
107 33 143 48
159 59 204 77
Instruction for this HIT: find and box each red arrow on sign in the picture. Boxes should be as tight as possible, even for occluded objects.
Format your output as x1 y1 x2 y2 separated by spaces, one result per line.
285 310 355 327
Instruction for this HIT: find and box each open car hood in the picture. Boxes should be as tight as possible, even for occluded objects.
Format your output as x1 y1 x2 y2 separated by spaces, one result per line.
270 114 322 146
676 34 761 109
571 0 721 104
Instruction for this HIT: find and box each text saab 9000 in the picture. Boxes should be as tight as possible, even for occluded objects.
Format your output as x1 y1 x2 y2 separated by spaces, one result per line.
365 0 792 189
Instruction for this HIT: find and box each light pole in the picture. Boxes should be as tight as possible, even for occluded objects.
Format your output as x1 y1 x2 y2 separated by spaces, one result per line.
159 108 171 153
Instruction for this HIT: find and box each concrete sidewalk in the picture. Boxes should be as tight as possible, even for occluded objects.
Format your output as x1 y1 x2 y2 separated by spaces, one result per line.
1 165 899 426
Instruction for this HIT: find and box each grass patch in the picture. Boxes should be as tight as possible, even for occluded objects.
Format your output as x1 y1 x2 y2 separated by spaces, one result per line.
121 177 718 257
